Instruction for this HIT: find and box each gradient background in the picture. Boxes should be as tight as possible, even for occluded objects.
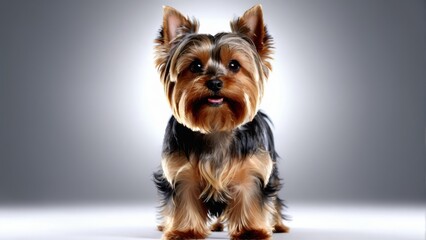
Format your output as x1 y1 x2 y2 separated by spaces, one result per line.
0 0 425 208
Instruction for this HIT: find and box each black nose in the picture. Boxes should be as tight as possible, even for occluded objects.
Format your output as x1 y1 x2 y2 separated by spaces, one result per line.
206 79 223 92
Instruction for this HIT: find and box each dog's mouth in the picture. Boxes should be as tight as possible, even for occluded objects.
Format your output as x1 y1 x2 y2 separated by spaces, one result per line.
207 96 224 106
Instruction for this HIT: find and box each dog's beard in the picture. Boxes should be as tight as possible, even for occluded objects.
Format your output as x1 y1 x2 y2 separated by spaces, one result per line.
177 87 251 133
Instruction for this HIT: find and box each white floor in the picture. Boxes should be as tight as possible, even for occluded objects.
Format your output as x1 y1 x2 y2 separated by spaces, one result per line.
0 203 423 240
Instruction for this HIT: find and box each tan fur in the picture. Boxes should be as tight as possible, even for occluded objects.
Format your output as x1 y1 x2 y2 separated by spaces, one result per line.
272 193 290 233
161 150 275 238
226 152 274 238
161 154 210 239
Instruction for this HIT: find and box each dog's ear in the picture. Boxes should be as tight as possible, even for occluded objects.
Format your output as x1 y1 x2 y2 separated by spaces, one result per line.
231 5 272 57
158 6 198 45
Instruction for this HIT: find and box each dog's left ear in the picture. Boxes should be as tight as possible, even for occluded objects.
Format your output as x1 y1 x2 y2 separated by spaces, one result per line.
231 4 272 58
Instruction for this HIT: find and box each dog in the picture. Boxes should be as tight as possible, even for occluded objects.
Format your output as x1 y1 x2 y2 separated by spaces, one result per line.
153 4 289 239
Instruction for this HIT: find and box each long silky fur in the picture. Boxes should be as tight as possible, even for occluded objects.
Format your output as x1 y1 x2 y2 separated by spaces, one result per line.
153 111 288 222
153 5 289 239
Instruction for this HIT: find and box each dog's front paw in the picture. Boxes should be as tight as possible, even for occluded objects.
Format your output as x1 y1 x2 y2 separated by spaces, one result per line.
230 229 272 240
163 229 208 240
273 223 290 233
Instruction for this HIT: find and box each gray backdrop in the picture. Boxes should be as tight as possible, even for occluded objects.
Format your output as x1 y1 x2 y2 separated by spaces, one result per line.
0 0 424 205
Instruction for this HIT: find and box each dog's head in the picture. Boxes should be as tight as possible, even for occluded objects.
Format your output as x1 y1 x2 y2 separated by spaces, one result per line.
155 5 273 133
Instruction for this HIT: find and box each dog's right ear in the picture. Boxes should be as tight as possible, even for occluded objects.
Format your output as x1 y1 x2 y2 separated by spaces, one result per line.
158 6 198 45
230 4 273 69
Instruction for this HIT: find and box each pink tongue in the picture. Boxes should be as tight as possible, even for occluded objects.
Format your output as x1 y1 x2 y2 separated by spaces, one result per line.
208 98 224 104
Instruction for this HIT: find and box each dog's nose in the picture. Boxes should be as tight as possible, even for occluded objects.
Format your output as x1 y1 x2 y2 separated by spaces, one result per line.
206 79 223 92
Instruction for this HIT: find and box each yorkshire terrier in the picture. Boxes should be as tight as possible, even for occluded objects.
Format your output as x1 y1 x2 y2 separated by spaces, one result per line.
153 4 289 240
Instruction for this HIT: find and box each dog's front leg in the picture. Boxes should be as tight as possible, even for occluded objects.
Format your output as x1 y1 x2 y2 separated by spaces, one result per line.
160 155 209 240
226 153 274 240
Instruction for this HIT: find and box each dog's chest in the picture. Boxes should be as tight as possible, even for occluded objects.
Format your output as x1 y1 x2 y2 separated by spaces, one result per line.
195 133 236 200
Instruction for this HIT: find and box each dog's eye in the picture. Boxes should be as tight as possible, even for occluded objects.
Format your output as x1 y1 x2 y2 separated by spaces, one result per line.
228 60 240 73
189 59 203 73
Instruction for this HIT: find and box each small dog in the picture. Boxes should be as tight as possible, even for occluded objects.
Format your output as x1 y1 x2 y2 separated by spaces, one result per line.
153 4 289 239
